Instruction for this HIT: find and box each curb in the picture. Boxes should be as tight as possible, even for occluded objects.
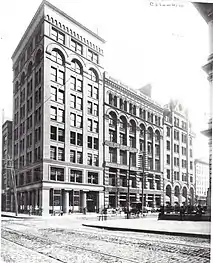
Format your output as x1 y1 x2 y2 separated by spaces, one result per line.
82 224 211 239
1 214 38 219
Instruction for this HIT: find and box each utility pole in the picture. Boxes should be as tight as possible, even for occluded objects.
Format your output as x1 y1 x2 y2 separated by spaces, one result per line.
127 152 131 219
141 153 145 217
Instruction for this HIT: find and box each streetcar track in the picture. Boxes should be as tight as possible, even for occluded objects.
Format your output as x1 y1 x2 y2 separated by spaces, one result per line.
2 227 141 263
3 224 210 260
2 236 66 263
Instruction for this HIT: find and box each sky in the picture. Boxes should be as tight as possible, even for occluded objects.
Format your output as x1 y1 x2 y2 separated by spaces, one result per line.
0 0 210 159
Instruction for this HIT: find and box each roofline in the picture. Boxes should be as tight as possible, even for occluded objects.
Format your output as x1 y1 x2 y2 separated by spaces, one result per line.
43 0 106 43
194 158 209 165
12 0 106 60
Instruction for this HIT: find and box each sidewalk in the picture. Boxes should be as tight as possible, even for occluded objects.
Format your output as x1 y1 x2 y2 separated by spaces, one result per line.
83 217 211 239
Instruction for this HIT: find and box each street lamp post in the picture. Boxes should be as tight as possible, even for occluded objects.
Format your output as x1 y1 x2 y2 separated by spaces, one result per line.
141 153 145 217
127 152 131 219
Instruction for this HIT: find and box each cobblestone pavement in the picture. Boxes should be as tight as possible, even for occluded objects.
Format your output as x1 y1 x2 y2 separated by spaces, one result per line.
1 218 211 263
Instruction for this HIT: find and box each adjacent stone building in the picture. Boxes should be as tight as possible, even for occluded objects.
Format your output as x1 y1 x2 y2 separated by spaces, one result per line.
163 100 195 206
103 73 164 209
194 158 209 206
1 120 13 211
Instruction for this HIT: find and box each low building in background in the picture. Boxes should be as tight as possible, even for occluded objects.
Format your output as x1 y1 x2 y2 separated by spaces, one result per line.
1 120 13 212
163 100 195 207
195 158 209 206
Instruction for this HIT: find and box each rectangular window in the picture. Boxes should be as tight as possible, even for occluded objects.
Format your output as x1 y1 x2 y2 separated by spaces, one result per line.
88 101 92 114
76 97 82 110
58 70 64 85
167 169 170 179
58 148 64 161
93 87 98 99
50 146 56 160
50 167 64 181
109 147 117 163
94 138 99 150
70 94 76 108
93 155 99 166
51 86 57 101
88 136 93 148
70 131 76 144
77 133 83 146
77 151 83 164
70 150 75 162
76 80 82 92
70 169 82 183
52 27 65 45
88 119 92 131
166 154 170 165
50 126 57 140
166 141 170 151
58 109 64 123
93 104 98 116
50 106 57 120
88 172 98 184
51 67 57 82
88 84 92 97
70 77 76 90
93 121 98 133
76 115 82 128
120 150 127 165
58 90 64 104
58 128 65 142
87 153 92 165
70 113 76 126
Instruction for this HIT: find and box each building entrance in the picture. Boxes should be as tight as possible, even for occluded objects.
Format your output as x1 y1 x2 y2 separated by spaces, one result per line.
86 191 98 212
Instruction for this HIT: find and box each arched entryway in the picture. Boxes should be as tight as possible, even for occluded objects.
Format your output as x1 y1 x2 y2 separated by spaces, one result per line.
174 185 180 205
182 186 187 206
189 187 195 205
165 184 172 205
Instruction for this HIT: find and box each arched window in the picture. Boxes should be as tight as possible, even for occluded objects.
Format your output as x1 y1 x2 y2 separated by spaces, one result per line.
129 120 136 148
155 130 160 143
27 62 33 76
109 112 117 127
124 101 127 111
71 59 82 74
120 116 127 131
35 49 42 66
15 81 19 93
109 93 113 105
114 96 117 107
21 72 25 85
139 124 145 138
120 98 124 110
147 127 153 141
133 105 136 115
51 49 64 65
88 68 98 82
129 120 136 135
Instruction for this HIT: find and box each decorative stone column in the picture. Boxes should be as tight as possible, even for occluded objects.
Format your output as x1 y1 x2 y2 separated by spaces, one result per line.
42 188 49 216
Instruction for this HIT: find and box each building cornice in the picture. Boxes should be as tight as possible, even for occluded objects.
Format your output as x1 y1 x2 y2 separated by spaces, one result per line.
12 0 106 61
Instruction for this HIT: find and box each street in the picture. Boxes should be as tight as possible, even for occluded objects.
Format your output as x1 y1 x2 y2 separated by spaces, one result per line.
1 216 210 263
